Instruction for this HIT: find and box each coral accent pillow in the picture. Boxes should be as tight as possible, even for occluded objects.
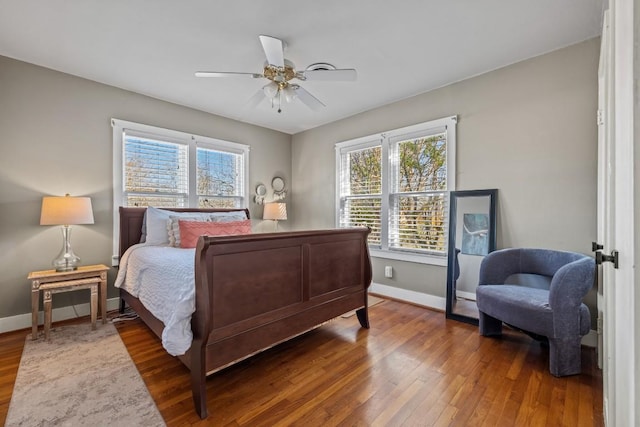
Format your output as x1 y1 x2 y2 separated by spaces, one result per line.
168 211 248 247
178 219 252 248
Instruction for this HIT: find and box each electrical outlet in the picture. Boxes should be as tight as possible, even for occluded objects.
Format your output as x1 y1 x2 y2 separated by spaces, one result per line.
384 266 393 278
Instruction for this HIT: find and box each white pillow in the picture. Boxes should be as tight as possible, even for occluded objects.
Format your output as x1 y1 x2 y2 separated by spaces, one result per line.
144 207 207 246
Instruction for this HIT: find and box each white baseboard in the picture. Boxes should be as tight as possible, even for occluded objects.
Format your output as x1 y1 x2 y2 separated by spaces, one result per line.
581 329 598 348
0 297 121 334
369 282 446 311
456 290 476 301
369 282 597 348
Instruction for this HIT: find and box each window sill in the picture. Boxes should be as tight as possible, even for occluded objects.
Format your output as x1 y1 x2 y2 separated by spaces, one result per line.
369 249 447 266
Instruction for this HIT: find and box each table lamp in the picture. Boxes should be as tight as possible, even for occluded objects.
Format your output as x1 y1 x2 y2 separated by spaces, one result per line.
263 202 287 231
40 194 94 272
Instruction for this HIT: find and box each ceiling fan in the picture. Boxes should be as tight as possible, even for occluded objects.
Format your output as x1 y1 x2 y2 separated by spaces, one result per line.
195 35 357 113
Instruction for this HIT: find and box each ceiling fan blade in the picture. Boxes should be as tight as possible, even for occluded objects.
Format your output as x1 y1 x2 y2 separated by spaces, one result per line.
246 88 267 108
301 69 357 81
259 35 285 68
293 85 325 111
195 71 263 78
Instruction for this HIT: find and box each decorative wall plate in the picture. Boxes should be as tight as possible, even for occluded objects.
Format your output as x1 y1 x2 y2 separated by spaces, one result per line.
254 183 267 204
272 177 285 192
271 177 287 200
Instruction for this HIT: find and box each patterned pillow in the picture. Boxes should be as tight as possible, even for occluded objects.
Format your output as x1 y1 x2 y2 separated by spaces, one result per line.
168 211 248 247
145 207 209 246
178 220 252 248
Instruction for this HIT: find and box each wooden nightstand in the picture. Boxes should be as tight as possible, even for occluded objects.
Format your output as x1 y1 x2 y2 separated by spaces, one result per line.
28 264 109 340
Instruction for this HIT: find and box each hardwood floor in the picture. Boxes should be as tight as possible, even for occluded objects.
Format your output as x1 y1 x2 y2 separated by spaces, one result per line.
0 299 603 426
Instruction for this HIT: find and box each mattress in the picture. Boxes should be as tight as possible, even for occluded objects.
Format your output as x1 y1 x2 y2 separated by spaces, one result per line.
114 244 195 355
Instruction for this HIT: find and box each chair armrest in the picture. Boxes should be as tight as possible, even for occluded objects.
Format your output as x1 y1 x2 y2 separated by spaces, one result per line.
548 257 595 311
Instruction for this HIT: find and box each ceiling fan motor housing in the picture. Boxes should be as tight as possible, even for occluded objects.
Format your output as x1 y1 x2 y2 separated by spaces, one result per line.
263 59 296 83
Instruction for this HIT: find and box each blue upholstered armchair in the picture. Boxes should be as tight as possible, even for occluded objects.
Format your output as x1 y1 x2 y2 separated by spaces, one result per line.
476 248 595 376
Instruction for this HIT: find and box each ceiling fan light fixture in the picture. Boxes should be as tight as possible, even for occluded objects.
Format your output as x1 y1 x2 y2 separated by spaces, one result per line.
263 82 279 99
284 86 298 103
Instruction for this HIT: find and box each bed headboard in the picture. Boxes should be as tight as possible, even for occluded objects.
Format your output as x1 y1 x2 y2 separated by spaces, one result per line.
119 207 251 258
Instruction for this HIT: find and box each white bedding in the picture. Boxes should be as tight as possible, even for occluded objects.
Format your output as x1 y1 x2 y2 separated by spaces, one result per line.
114 244 196 356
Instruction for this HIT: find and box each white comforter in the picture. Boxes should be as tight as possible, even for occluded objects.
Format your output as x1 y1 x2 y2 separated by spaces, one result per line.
114 244 196 356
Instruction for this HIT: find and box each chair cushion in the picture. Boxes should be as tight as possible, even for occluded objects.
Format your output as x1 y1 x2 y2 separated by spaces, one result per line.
477 284 590 337
477 285 553 337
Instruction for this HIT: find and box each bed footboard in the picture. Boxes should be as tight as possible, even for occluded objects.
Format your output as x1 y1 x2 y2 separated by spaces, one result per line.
191 228 372 418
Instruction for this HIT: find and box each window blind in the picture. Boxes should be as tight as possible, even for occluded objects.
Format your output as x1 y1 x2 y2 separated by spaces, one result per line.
388 130 448 253
338 144 382 246
123 132 189 207
196 147 244 208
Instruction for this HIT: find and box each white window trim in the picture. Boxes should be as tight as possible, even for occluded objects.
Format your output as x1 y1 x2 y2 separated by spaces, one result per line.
111 118 250 261
335 115 456 265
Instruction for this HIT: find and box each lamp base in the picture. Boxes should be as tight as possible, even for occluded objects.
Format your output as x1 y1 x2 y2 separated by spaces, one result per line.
54 263 79 273
52 225 80 272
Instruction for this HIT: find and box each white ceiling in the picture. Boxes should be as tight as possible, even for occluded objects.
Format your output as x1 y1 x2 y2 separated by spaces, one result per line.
0 1 604 135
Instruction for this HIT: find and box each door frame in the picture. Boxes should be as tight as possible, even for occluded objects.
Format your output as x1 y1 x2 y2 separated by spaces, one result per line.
599 1 637 425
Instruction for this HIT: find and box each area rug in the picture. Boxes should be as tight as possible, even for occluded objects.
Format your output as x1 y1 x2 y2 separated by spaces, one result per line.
6 323 165 426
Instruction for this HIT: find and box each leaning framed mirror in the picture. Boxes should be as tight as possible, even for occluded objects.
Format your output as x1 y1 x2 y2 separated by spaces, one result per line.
446 189 498 325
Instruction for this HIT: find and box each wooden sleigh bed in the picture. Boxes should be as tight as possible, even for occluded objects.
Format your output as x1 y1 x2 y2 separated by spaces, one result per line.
118 207 372 418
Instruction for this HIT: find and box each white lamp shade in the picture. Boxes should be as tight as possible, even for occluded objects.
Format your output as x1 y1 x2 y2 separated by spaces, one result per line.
263 82 279 99
284 86 298 103
40 195 95 225
263 203 287 221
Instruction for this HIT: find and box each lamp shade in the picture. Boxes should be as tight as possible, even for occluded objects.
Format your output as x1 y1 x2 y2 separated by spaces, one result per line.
40 195 94 225
283 86 298 103
263 203 287 221
263 82 279 99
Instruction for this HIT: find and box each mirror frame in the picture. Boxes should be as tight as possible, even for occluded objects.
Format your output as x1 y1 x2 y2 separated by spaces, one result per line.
445 189 498 325
271 176 286 192
256 183 267 196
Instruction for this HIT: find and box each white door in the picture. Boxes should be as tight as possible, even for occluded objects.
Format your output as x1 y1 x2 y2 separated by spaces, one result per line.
596 8 611 371
597 2 637 425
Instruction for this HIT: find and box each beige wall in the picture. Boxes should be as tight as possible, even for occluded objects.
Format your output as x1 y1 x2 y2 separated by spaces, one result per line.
0 55 291 319
0 38 600 325
291 39 599 318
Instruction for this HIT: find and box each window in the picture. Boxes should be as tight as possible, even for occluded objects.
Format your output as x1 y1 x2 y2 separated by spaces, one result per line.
338 142 383 245
196 146 246 208
123 135 189 207
336 116 456 264
111 119 249 256
113 119 249 209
